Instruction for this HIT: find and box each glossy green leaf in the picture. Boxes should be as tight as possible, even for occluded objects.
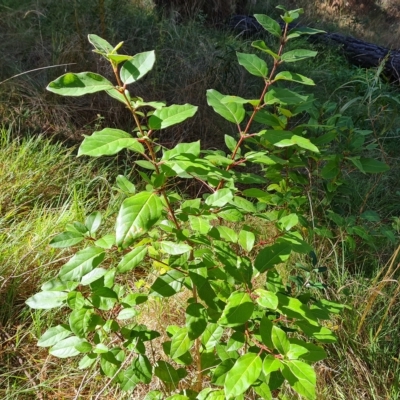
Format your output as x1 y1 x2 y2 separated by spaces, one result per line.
37 324 72 347
151 269 185 297
287 26 325 39
281 49 317 63
120 50 155 84
116 191 163 248
154 360 181 384
275 71 314 85
263 355 281 375
254 241 291 273
88 34 114 54
264 87 309 106
201 323 224 350
237 52 268 77
78 128 144 157
85 212 102 235
170 327 193 359
160 241 192 255
116 175 136 194
278 213 299 231
254 14 282 38
78 353 97 370
254 289 278 310
251 40 280 60
47 72 114 96
49 336 85 358
117 245 147 273
26 291 68 309
272 325 290 355
186 303 207 339
207 89 245 124
238 229 255 252
162 141 201 160
282 360 316 400
58 247 105 281
224 353 262 398
218 291 254 327
206 188 234 208
100 350 123 377
149 104 198 130
49 231 84 248
69 307 95 337
211 358 236 386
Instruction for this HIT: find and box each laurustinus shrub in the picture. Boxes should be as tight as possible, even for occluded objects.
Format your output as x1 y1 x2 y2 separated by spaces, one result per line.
26 6 390 399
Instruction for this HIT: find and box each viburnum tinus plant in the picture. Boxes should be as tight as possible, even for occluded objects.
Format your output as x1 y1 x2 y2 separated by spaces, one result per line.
26 7 349 400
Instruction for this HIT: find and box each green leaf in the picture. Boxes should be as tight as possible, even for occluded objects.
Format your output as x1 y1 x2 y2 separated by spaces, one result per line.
85 212 102 235
88 34 114 54
288 339 326 362
47 72 114 96
254 242 291 273
254 14 282 38
351 158 389 174
117 245 147 273
225 135 237 153
59 247 105 281
254 289 278 310
38 325 72 347
117 308 137 320
160 241 192 255
286 27 325 40
69 307 95 337
49 231 84 248
296 321 337 343
321 158 340 179
275 71 315 85
100 350 123 377
206 188 234 208
116 175 136 194
272 325 290 355
186 303 207 340
218 291 254 327
264 87 309 106
211 358 236 386
170 328 193 359
207 89 245 124
151 269 185 297
237 52 268 77
78 128 144 157
201 323 224 350
78 353 97 369
251 40 280 60
49 336 85 358
282 360 316 400
116 191 163 248
262 355 281 375
224 353 262 398
149 104 198 130
162 141 201 161
26 291 68 309
154 360 182 384
238 229 255 252
281 49 317 63
259 317 274 348
94 234 115 249
120 50 155 84
92 287 118 311
278 213 299 231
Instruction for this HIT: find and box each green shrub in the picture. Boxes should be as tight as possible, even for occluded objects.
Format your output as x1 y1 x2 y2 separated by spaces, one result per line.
26 6 392 399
